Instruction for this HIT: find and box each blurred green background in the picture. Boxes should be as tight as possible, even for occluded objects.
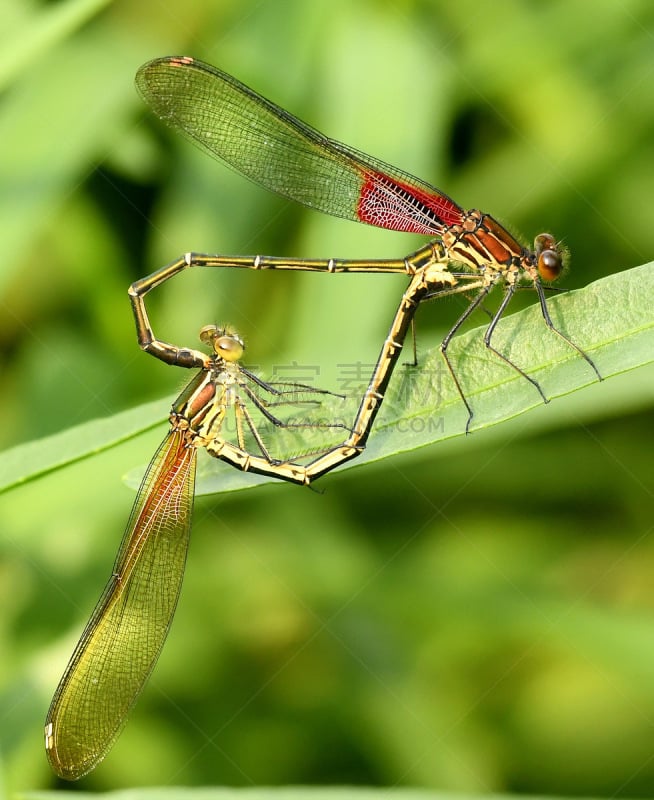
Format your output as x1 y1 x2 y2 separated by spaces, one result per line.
1 0 654 795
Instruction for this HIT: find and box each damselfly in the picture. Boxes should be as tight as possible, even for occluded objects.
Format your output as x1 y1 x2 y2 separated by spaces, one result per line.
135 56 601 435
45 305 350 780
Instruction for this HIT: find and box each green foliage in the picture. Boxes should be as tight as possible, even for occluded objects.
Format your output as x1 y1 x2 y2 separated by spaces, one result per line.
15 789 616 800
1 1 654 799
20 790 594 800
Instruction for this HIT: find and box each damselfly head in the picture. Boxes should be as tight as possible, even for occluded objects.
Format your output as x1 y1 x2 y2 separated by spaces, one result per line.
534 232 567 282
199 325 245 362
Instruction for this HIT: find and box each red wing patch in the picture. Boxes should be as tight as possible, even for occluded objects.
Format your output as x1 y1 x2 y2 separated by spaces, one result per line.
357 171 463 235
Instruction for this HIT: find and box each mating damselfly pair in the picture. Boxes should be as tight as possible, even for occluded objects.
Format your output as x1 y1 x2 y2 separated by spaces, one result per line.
45 56 601 780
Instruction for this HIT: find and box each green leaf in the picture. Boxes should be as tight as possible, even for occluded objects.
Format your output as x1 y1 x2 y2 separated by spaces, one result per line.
15 789 616 800
0 399 169 495
2 263 652 497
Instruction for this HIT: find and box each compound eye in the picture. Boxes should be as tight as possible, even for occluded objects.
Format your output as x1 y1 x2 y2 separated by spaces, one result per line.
214 334 244 362
534 233 557 254
199 325 245 361
199 324 218 344
538 249 562 282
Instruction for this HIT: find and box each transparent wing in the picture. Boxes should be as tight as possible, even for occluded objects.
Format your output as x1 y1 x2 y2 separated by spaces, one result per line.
135 56 464 235
45 429 196 780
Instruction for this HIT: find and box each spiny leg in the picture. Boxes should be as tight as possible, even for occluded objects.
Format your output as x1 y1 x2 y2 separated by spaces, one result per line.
534 281 602 381
484 280 602 410
239 383 352 435
483 283 549 404
235 399 276 462
439 283 495 434
239 369 346 401
404 318 418 367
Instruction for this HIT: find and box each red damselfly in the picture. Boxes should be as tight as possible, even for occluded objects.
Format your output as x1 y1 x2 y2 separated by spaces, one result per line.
135 55 601 438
